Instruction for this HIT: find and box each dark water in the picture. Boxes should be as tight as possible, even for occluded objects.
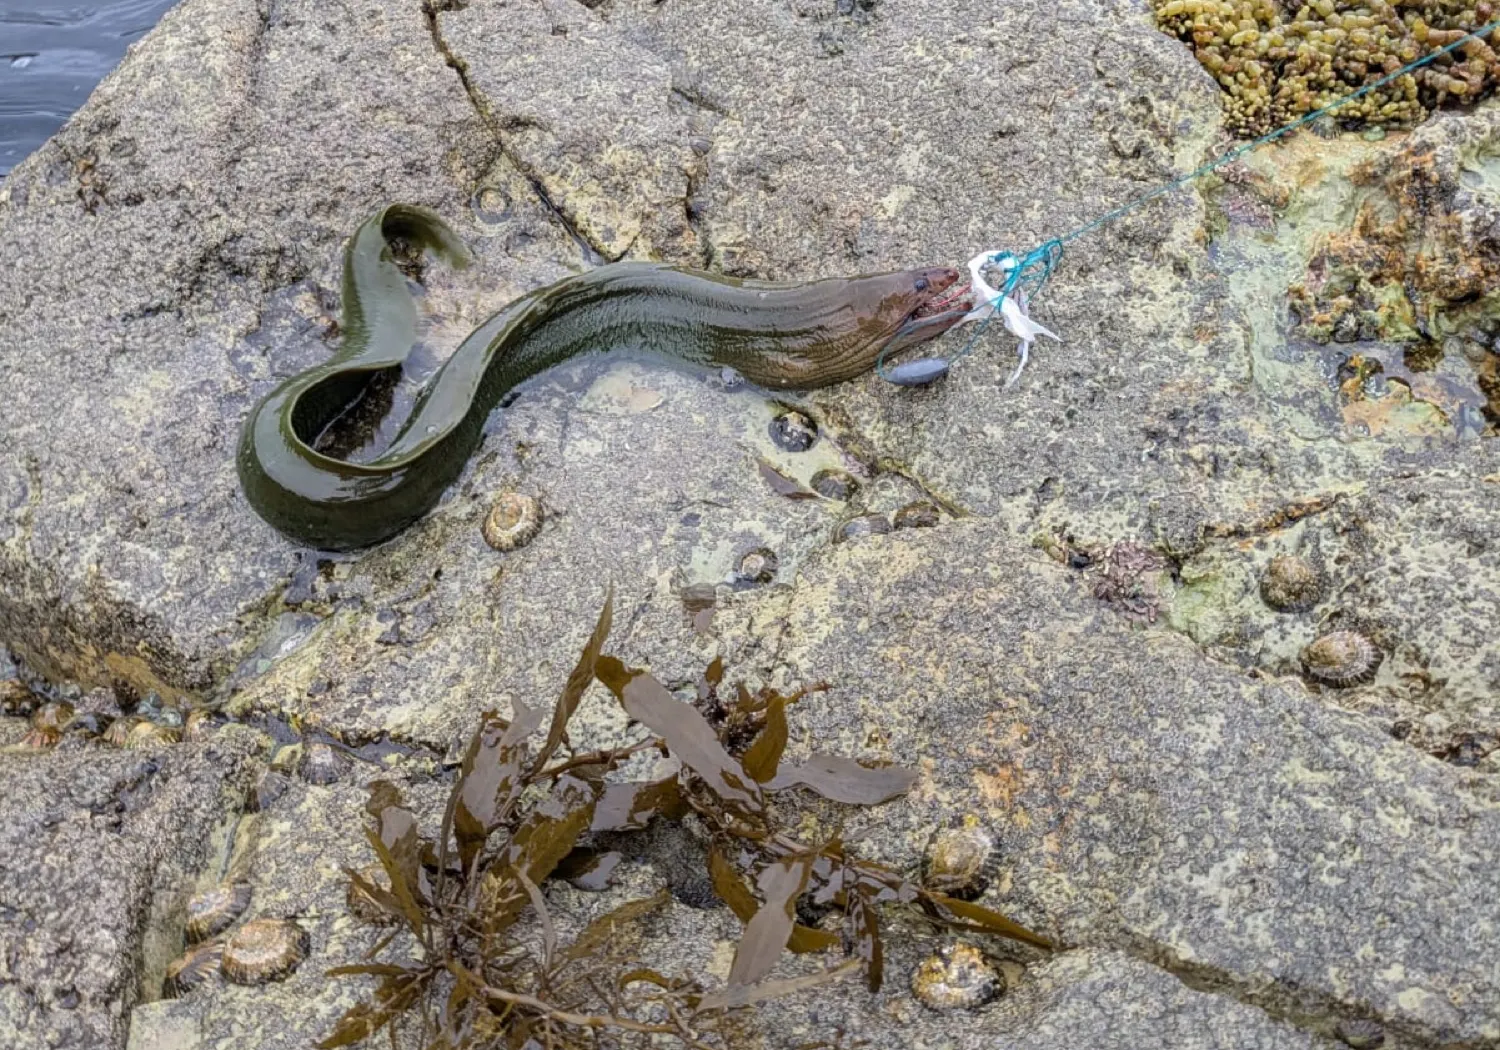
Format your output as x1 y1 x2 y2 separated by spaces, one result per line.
0 0 178 178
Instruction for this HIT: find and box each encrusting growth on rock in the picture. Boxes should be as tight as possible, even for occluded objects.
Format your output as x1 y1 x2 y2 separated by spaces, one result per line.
1151 0 1500 135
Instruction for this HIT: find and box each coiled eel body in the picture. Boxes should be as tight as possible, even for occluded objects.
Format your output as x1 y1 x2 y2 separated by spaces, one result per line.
237 205 963 549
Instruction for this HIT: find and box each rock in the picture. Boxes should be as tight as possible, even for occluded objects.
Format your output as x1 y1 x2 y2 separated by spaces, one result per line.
957 949 1334 1049
736 525 1500 1044
0 0 1496 1046
0 0 1226 715
0 727 262 1050
0 0 497 700
142 753 1334 1050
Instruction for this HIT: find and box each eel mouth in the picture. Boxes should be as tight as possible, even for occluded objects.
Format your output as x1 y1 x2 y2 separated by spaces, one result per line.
890 268 968 352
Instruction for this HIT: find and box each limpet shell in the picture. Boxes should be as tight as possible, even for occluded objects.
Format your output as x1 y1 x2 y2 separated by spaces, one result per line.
66 712 111 738
836 513 891 543
102 716 144 748
910 942 1004 1010
811 468 858 501
1260 554 1326 612
346 863 398 925
183 709 222 741
14 706 68 748
1301 630 1382 687
893 501 941 530
734 547 779 586
125 721 182 749
31 701 75 734
164 941 224 997
922 816 998 901
186 881 252 943
222 918 310 985
298 741 348 785
247 770 290 813
482 492 542 552
17 727 60 751
768 408 818 452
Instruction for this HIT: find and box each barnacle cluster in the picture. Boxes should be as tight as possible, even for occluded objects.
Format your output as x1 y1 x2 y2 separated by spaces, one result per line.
1151 0 1500 135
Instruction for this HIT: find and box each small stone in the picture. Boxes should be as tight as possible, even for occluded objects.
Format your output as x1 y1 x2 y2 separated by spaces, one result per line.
769 408 817 452
811 469 858 501
734 547 779 585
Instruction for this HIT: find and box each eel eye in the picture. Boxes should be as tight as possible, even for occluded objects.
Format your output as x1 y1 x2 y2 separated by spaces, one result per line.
915 277 929 291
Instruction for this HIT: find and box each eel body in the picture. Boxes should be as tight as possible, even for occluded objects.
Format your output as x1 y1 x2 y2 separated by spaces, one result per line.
237 205 964 550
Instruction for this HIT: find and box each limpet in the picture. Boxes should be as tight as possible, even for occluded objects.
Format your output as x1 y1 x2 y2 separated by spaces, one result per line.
1260 554 1326 612
734 547 779 586
222 918 310 985
125 721 182 749
246 770 290 813
769 408 817 452
893 501 940 530
102 716 144 748
922 816 999 901
17 702 72 750
810 468 858 500
186 881 252 943
32 701 75 733
298 741 348 785
482 492 542 551
164 941 224 997
910 942 1004 1010
1301 630 1382 687
0 677 34 714
184 709 223 741
836 513 891 543
1334 1018 1385 1050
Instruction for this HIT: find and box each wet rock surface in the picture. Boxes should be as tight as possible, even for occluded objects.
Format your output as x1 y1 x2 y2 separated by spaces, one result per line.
728 526 1500 1045
0 726 262 1050
0 0 1497 1048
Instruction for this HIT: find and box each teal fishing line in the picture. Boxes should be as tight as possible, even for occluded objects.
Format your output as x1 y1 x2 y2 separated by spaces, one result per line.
889 19 1500 382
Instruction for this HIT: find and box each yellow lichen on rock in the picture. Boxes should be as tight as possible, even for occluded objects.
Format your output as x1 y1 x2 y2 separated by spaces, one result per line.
1151 0 1500 135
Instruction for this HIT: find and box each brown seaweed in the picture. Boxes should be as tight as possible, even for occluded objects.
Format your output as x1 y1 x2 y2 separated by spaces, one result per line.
321 595 1050 1050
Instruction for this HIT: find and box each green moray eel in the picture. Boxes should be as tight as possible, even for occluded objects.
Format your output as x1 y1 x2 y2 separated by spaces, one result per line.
237 204 965 550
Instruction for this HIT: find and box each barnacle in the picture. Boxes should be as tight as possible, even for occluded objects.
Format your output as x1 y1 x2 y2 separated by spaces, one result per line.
1151 0 1500 135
